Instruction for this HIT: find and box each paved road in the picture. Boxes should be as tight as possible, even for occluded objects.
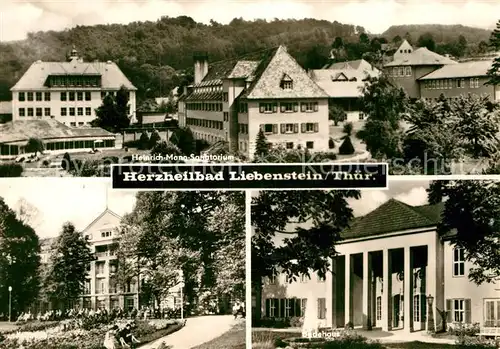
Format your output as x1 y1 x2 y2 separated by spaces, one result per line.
140 315 236 349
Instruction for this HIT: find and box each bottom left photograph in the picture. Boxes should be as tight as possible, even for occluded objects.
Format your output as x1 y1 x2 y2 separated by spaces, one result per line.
0 179 246 349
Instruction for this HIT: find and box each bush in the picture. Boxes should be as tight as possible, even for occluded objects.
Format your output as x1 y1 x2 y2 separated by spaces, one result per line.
42 159 51 167
139 131 150 150
61 152 71 170
274 337 288 348
343 122 354 137
252 317 290 328
329 138 336 149
149 130 162 148
0 163 23 177
18 320 60 332
339 137 355 155
123 140 142 149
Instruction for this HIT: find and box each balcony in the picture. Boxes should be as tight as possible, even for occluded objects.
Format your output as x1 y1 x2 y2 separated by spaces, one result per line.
95 250 117 260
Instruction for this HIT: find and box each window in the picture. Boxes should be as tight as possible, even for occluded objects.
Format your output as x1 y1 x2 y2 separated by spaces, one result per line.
70 122 76 127
359 113 365 120
44 92 51 101
414 295 420 322
470 78 474 88
474 78 480 88
270 299 276 317
376 296 382 321
84 280 91 294
301 102 318 112
302 123 318 133
95 262 105 275
27 92 33 101
259 103 277 113
27 108 33 117
44 108 50 116
19 108 25 117
69 92 75 101
392 67 398 77
399 67 404 76
61 108 67 116
453 247 465 277
36 108 42 117
269 270 277 284
285 299 292 317
77 92 83 101
77 107 83 116
405 66 412 76
460 79 465 88
223 112 229 121
78 122 84 126
454 299 465 322
263 123 277 134
280 102 297 112
306 141 314 149
286 142 294 149
223 92 228 102
282 81 293 90
85 91 91 101
61 92 67 101
69 108 75 116
317 298 326 319
85 107 91 116
35 92 42 101
18 92 25 102
484 299 500 327
281 123 297 134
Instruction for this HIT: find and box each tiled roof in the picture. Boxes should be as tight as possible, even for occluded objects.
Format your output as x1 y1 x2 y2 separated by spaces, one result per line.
0 101 12 114
244 46 329 99
342 199 444 240
310 69 379 98
418 60 493 80
0 120 115 144
385 47 457 67
185 91 223 101
322 59 377 72
228 61 260 79
11 60 137 91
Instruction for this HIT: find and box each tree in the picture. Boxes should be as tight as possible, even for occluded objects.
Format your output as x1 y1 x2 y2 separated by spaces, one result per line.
150 141 182 159
427 180 500 284
453 94 500 158
0 198 40 316
338 122 355 155
357 76 408 159
44 223 94 310
251 190 361 319
359 33 370 46
329 104 346 126
92 86 131 133
13 198 41 229
149 130 162 149
138 131 150 150
254 129 269 159
332 37 344 49
170 127 196 155
487 20 500 85
24 138 44 155
417 33 436 51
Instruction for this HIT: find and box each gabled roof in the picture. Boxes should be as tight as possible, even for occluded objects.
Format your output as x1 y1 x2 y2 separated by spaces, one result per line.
228 61 260 79
11 60 137 91
418 60 493 80
243 46 329 99
0 120 115 144
309 68 379 98
342 199 444 240
81 208 122 233
385 47 457 67
323 59 376 72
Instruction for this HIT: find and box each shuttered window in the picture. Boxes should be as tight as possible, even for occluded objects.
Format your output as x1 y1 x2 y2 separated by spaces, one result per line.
317 298 326 319
447 298 471 323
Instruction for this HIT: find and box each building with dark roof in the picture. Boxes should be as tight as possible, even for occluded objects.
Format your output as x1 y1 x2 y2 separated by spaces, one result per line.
10 47 137 126
258 198 500 334
178 46 330 158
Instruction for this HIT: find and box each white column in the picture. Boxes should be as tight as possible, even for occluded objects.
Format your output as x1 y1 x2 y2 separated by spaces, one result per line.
363 251 372 330
382 249 391 331
327 257 335 328
345 254 352 325
404 246 413 333
427 241 437 332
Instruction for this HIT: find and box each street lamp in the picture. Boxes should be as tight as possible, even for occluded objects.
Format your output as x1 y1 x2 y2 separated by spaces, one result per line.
8 286 12 322
179 271 184 320
427 294 435 333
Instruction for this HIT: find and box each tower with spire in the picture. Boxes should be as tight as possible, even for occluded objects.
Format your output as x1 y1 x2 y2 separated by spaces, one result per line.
68 45 80 62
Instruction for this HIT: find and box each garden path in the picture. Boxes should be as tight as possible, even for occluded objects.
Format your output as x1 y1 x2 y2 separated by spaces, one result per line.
139 315 236 349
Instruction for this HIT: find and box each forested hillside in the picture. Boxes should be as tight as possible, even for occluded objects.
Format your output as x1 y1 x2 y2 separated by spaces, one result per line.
0 16 493 103
382 24 491 45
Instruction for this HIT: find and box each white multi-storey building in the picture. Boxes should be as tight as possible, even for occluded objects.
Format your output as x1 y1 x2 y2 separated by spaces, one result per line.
10 48 137 127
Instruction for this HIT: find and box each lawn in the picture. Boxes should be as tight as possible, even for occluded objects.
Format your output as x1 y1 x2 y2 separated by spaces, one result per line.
384 343 459 348
329 121 368 160
191 320 246 349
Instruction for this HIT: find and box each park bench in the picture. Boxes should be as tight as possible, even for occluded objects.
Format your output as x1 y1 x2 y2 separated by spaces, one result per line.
477 327 500 339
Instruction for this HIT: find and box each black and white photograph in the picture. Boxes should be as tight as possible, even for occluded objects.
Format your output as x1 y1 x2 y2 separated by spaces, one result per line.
0 179 246 349
1 1 500 175
251 180 500 348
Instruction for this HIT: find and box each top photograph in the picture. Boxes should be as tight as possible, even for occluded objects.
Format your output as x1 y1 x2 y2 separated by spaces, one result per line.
1 0 500 177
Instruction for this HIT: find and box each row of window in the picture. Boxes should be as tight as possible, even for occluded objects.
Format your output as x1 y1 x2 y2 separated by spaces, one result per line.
18 107 51 117
186 117 223 130
193 132 225 144
47 75 101 88
61 107 93 117
17 90 128 103
261 122 319 135
186 102 223 112
45 139 114 151
389 66 412 77
265 298 326 319
18 91 51 102
268 271 325 284
259 102 319 114
423 78 481 90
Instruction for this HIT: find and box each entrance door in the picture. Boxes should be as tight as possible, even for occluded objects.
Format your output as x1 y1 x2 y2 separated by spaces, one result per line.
413 294 426 331
393 295 401 328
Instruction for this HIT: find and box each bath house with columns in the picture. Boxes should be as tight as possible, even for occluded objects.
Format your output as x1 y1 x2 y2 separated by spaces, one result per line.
257 199 500 333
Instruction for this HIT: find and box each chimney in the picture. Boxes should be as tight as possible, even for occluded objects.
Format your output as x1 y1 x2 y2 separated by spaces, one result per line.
193 52 209 85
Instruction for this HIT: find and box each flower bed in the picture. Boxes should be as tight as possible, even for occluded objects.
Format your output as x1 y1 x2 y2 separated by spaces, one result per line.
0 319 185 349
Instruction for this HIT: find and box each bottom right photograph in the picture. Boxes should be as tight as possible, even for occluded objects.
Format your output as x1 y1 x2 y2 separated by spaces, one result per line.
251 179 500 349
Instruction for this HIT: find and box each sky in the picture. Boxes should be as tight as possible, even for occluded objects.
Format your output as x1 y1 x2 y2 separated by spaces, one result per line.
0 0 498 42
0 178 137 239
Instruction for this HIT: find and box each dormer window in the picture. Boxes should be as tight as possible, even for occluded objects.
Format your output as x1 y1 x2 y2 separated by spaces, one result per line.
349 77 357 82
280 74 293 90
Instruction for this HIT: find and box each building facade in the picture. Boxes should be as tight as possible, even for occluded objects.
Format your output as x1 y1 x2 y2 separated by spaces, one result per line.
10 48 137 126
178 46 330 158
310 59 380 122
257 199 499 333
